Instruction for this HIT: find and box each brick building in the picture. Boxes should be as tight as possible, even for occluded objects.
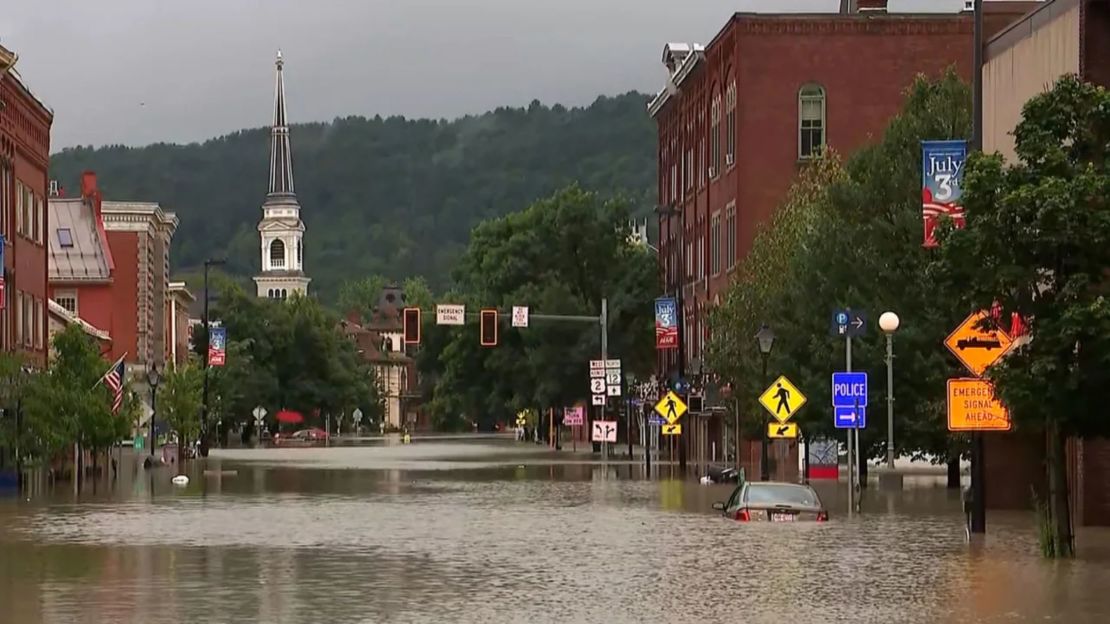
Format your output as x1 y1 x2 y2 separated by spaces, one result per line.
648 1 1034 475
48 172 182 380
978 0 1110 525
0 43 52 368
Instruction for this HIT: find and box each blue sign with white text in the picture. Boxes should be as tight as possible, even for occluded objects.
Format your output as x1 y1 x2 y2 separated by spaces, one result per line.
648 414 666 427
831 372 868 407
835 405 867 429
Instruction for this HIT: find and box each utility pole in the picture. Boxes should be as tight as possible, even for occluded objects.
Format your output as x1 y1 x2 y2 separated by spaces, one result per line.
970 0 987 536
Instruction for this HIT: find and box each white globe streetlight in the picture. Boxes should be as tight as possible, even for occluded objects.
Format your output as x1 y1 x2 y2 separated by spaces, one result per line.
879 311 899 469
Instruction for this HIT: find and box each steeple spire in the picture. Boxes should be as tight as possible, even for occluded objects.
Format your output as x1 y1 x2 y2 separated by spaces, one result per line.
269 50 295 196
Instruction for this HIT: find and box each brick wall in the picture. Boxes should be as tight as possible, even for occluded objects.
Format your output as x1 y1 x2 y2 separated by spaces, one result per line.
984 431 1045 510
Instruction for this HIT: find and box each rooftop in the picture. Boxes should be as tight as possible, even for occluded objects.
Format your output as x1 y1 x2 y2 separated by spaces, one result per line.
48 198 112 283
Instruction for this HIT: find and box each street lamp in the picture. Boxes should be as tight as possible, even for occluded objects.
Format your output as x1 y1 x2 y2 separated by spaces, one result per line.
200 257 227 457
879 311 900 469
147 362 161 459
755 324 775 481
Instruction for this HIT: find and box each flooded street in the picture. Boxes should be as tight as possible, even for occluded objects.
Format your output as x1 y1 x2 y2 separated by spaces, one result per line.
2 438 1110 623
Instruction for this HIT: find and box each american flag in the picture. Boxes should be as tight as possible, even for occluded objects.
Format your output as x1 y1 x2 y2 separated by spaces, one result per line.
102 358 126 414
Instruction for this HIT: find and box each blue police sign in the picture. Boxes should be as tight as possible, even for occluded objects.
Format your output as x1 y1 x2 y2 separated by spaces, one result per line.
835 405 867 429
831 372 868 407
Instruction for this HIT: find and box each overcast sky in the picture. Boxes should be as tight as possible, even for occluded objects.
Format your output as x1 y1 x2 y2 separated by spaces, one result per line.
3 0 966 149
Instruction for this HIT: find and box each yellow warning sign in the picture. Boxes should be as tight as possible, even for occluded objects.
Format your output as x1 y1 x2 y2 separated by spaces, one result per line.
767 422 798 439
661 423 682 436
944 311 1013 377
947 378 1012 431
759 375 807 423
654 391 688 425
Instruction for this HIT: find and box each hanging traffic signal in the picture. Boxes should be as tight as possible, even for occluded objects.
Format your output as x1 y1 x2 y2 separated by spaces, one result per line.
480 309 498 346
403 307 421 344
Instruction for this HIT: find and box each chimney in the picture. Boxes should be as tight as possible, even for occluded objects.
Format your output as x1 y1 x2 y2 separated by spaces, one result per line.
48 180 60 197
80 170 97 198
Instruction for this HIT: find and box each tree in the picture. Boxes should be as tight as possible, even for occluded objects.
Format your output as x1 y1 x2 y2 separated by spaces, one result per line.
0 352 29 469
159 361 204 457
930 75 1110 557
426 185 656 430
708 70 974 467
338 275 387 320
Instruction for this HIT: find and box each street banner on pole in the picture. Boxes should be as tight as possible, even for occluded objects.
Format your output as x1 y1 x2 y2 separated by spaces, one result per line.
922 139 968 247
655 297 678 350
208 327 227 366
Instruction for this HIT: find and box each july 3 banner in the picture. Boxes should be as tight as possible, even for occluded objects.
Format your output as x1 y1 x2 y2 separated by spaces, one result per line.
655 297 678 350
208 327 227 366
921 139 968 247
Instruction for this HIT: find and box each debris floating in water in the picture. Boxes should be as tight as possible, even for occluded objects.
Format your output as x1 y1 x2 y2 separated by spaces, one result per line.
171 475 189 486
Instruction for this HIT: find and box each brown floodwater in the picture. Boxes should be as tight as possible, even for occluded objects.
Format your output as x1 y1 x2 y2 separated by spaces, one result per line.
2 438 1109 623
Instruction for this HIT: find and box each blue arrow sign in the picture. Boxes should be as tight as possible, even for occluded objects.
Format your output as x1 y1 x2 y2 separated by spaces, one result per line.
830 309 868 338
832 372 868 408
835 405 867 429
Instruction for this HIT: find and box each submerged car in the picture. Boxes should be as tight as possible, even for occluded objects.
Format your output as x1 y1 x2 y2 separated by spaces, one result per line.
712 481 829 522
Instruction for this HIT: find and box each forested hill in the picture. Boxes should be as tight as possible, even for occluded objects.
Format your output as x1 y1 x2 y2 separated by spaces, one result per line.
49 92 657 299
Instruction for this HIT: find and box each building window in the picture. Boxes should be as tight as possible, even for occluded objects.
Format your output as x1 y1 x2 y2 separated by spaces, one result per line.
22 186 31 239
14 291 22 346
55 290 78 315
34 297 42 350
799 84 826 159
711 212 721 275
725 202 737 268
15 181 23 236
726 81 737 167
269 239 286 268
297 240 302 267
22 293 31 347
1 163 11 239
57 228 74 248
709 94 721 178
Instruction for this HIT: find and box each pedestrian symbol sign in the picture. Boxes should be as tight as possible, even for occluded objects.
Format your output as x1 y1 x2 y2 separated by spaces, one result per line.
654 391 687 425
759 375 806 424
767 422 798 439
944 310 1013 377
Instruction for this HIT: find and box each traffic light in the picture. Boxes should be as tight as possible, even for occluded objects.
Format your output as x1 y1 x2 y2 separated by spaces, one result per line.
402 307 421 344
480 309 498 346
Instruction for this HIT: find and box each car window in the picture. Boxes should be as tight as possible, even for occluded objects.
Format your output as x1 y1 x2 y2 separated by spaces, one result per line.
742 484 819 507
725 485 745 512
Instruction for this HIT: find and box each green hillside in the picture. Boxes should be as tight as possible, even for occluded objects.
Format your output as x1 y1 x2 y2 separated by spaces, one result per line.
49 93 657 299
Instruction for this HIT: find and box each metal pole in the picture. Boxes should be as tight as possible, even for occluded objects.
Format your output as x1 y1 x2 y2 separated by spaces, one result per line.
200 261 210 457
734 397 741 473
149 385 157 457
760 353 769 481
600 297 608 462
970 0 987 537
846 335 854 514
886 332 895 468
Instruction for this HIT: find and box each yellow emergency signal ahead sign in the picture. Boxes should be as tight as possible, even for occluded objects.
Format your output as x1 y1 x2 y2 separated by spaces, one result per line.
947 378 1012 431
944 311 1013 377
654 391 688 425
767 422 798 439
759 375 807 424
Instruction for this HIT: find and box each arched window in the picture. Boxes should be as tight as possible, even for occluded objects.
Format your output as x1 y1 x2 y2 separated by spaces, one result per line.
297 240 302 267
268 289 274 298
270 239 286 268
798 84 826 159
281 289 288 299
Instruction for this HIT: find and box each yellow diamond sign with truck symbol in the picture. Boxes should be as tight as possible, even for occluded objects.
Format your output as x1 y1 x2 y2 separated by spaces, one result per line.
654 391 688 425
944 311 1013 377
759 375 807 424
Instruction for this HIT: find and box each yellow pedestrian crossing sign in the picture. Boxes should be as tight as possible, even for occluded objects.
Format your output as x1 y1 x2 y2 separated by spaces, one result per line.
654 391 687 425
759 375 806 423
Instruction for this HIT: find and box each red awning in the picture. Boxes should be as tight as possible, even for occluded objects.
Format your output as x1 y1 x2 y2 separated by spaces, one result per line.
275 410 304 424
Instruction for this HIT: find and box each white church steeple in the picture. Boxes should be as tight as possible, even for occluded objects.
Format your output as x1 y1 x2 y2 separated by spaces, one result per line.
254 50 311 300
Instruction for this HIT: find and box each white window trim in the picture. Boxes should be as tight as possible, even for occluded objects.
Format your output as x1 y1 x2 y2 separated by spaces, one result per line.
798 83 827 160
55 289 79 316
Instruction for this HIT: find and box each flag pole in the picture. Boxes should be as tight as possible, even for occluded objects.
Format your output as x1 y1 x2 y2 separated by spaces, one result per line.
92 353 128 389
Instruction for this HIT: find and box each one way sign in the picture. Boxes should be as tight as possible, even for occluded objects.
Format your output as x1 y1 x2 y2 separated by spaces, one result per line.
835 405 867 429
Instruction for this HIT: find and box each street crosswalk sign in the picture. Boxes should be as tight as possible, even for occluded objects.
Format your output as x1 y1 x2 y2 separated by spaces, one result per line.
767 422 798 439
759 375 807 424
654 391 688 425
661 423 682 435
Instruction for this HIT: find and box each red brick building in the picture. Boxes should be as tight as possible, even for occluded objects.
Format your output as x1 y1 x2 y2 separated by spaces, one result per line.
650 2 1034 378
0 44 52 368
48 172 180 380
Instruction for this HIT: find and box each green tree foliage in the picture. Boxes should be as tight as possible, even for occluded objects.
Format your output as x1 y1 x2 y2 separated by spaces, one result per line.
49 94 656 298
22 326 130 460
708 70 973 462
426 185 656 429
338 275 387 320
930 75 1110 557
197 282 380 431
159 361 203 441
0 353 29 466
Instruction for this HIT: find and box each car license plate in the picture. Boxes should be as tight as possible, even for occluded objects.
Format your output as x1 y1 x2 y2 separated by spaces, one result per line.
771 513 796 522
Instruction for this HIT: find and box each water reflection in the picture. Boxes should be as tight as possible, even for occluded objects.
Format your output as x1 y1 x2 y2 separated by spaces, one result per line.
2 442 1109 623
